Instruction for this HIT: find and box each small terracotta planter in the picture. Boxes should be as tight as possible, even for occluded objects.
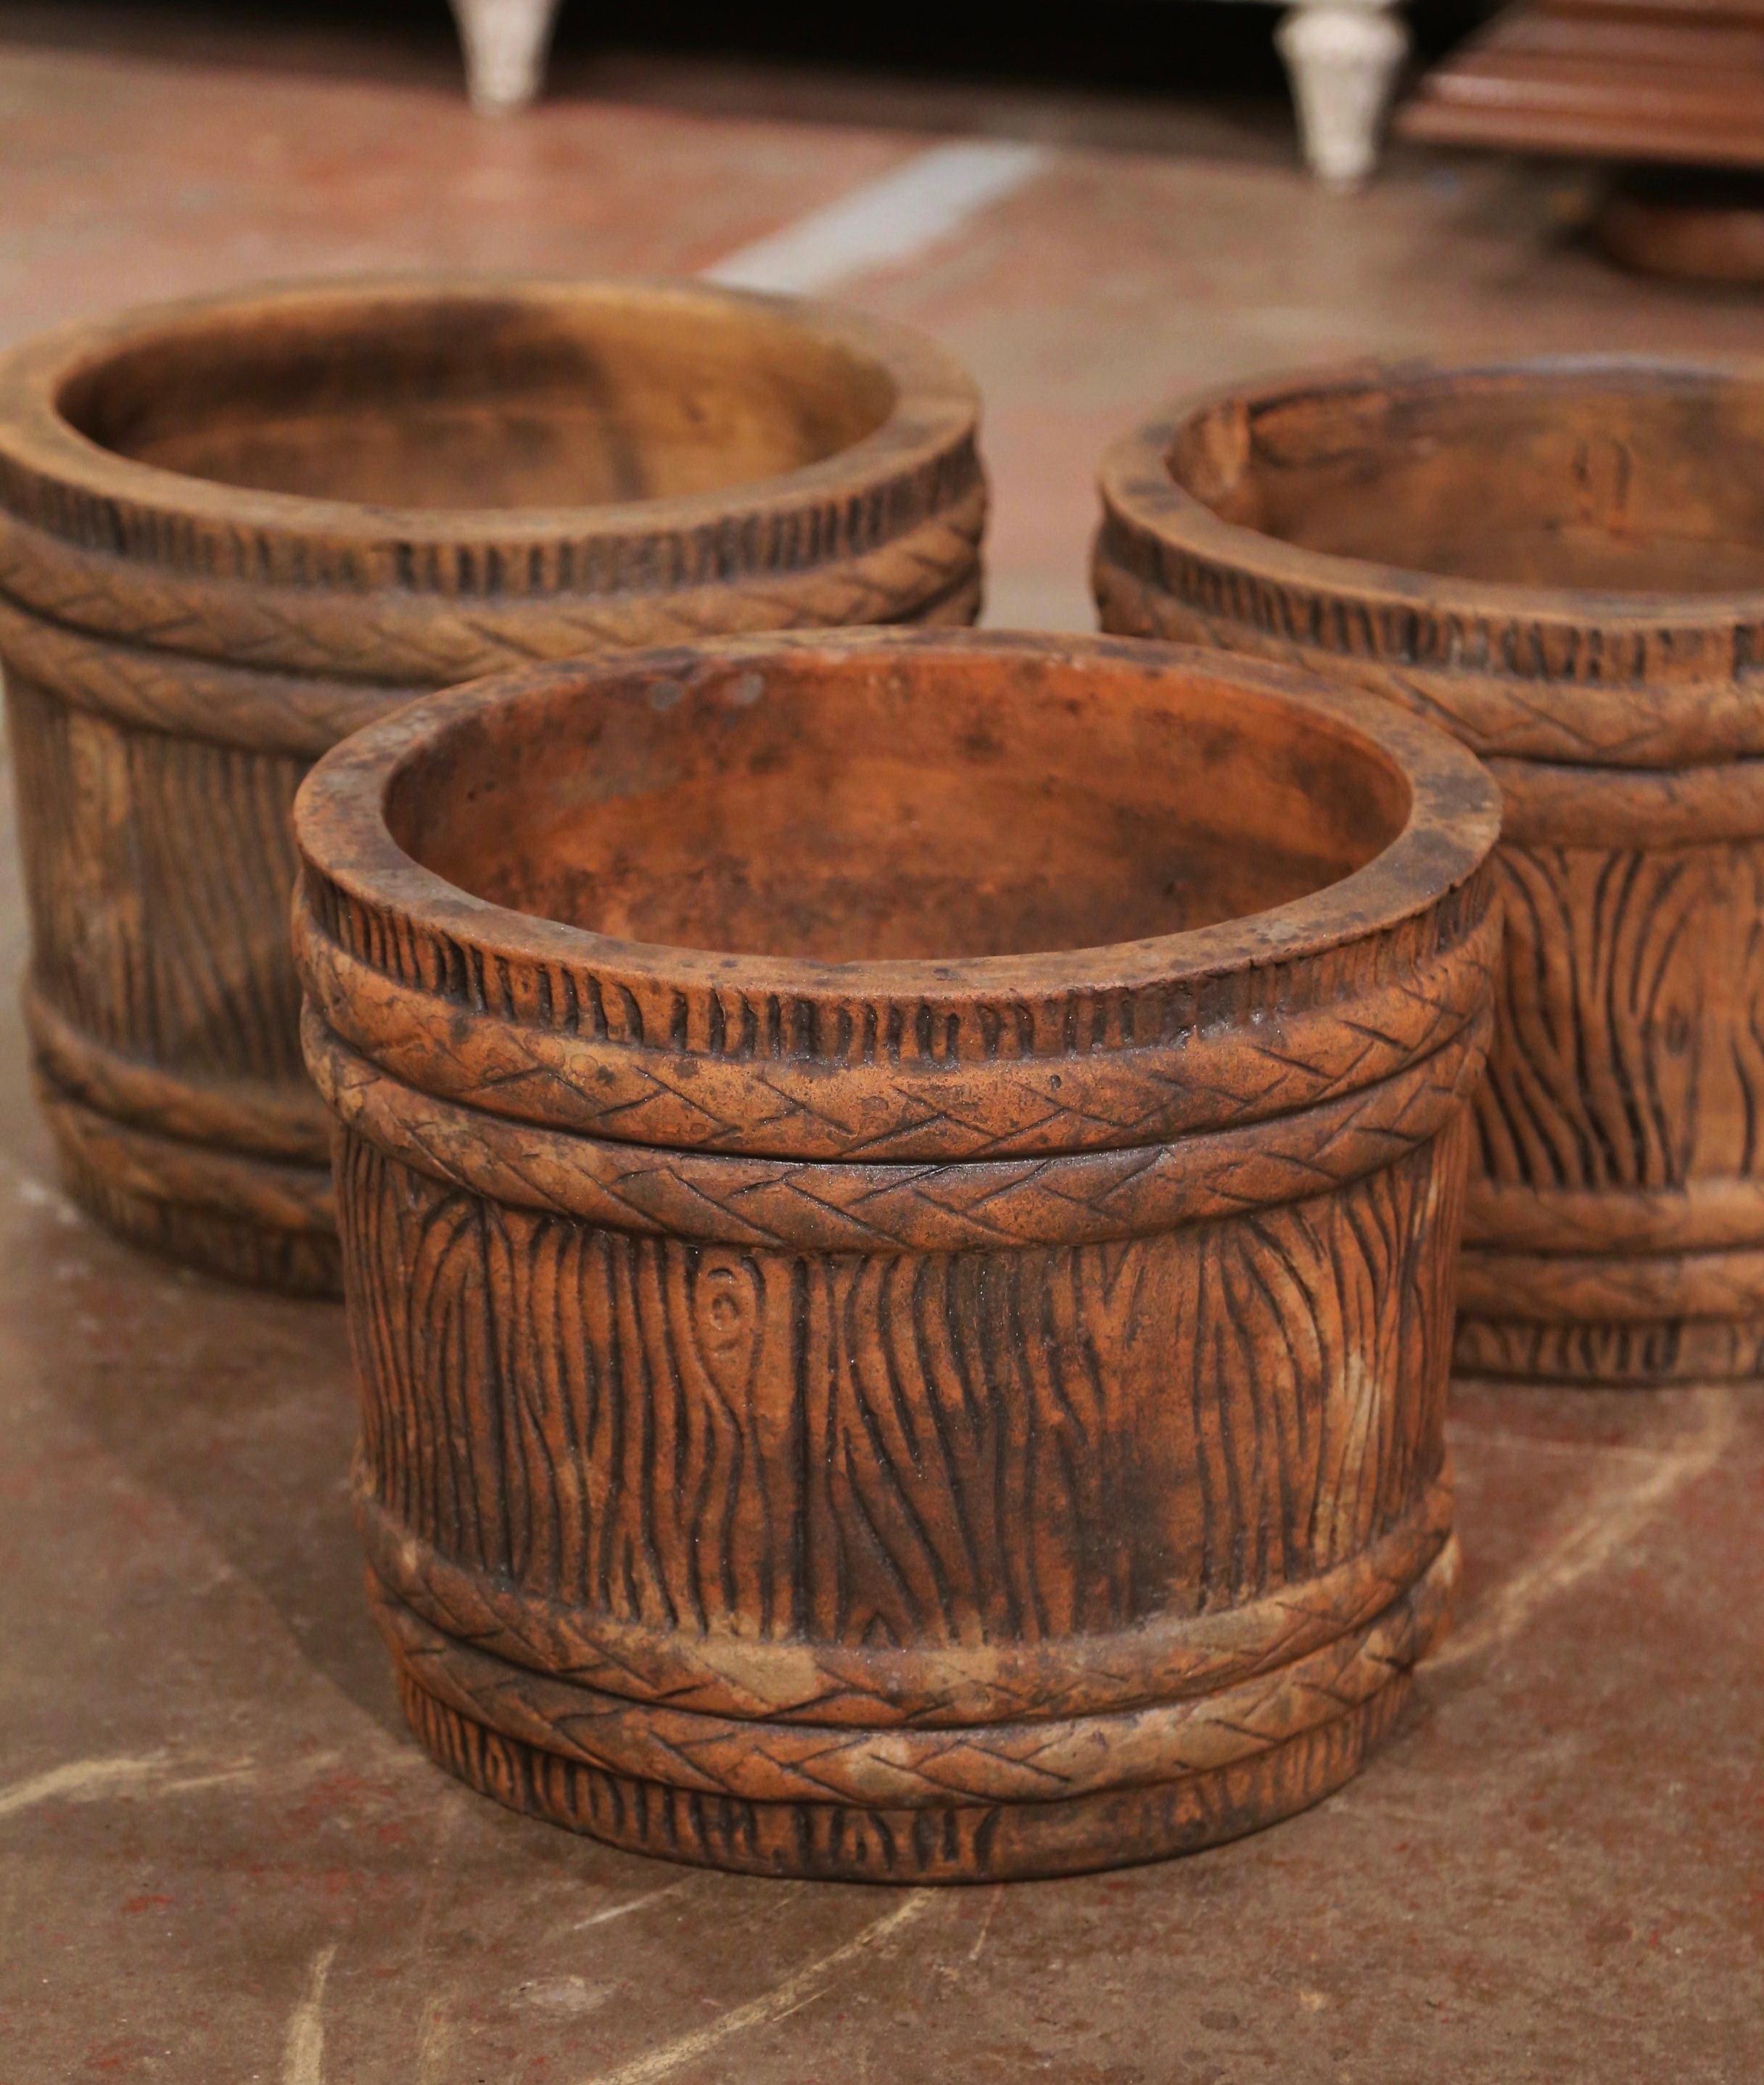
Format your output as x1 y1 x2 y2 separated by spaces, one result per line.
0 278 983 1293
1097 357 1764 1388
293 628 1498 1882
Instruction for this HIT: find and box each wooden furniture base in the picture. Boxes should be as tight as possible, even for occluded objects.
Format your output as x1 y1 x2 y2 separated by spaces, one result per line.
1398 0 1764 170
1597 166 1764 279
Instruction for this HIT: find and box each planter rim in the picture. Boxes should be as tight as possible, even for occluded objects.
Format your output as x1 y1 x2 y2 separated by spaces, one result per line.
293 625 1499 1011
1100 352 1764 636
0 273 978 562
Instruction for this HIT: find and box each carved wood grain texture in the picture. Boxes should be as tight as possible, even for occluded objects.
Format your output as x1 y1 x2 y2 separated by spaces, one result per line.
6 667 338 1289
1471 838 1764 1199
1097 359 1764 1386
7 674 306 1081
294 630 1498 1879
1451 834 1764 1381
0 279 985 1291
338 1129 1462 1650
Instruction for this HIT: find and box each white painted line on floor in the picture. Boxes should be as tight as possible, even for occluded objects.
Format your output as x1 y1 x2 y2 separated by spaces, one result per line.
702 139 1050 295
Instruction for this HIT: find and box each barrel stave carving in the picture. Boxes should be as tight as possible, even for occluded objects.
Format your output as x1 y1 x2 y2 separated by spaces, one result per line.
336 1131 1464 1661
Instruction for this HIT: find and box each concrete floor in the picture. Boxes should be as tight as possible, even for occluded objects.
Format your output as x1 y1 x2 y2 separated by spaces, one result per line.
0 8 1760 2081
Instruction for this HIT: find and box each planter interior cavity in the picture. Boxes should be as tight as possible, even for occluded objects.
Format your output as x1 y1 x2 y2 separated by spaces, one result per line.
55 294 899 510
0 279 984 1295
294 629 1499 1883
1098 355 1764 1389
1169 364 1764 593
384 647 1410 964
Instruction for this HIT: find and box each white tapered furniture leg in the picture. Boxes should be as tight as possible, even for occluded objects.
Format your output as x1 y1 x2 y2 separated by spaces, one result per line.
1276 0 1410 189
448 0 563 115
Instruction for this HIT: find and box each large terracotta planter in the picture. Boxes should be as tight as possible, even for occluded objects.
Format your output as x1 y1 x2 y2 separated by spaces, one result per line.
1097 356 1764 1388
0 278 983 1294
293 628 1499 1882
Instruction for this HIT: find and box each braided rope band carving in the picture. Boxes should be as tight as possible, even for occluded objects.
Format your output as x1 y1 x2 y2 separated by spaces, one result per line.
293 893 1499 1164
26 980 331 1163
396 1668 1412 1882
0 592 407 760
1093 530 1764 768
1458 1243 1764 1320
1095 559 1764 845
356 1465 1454 1727
36 1073 334 1232
369 1538 1456 1811
0 505 978 762
308 1008 1488 1251
1466 1176 1764 1254
0 479 984 698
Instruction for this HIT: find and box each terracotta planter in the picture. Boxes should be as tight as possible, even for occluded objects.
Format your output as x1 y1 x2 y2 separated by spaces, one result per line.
0 279 983 1293
293 628 1498 1882
1097 356 1764 1388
